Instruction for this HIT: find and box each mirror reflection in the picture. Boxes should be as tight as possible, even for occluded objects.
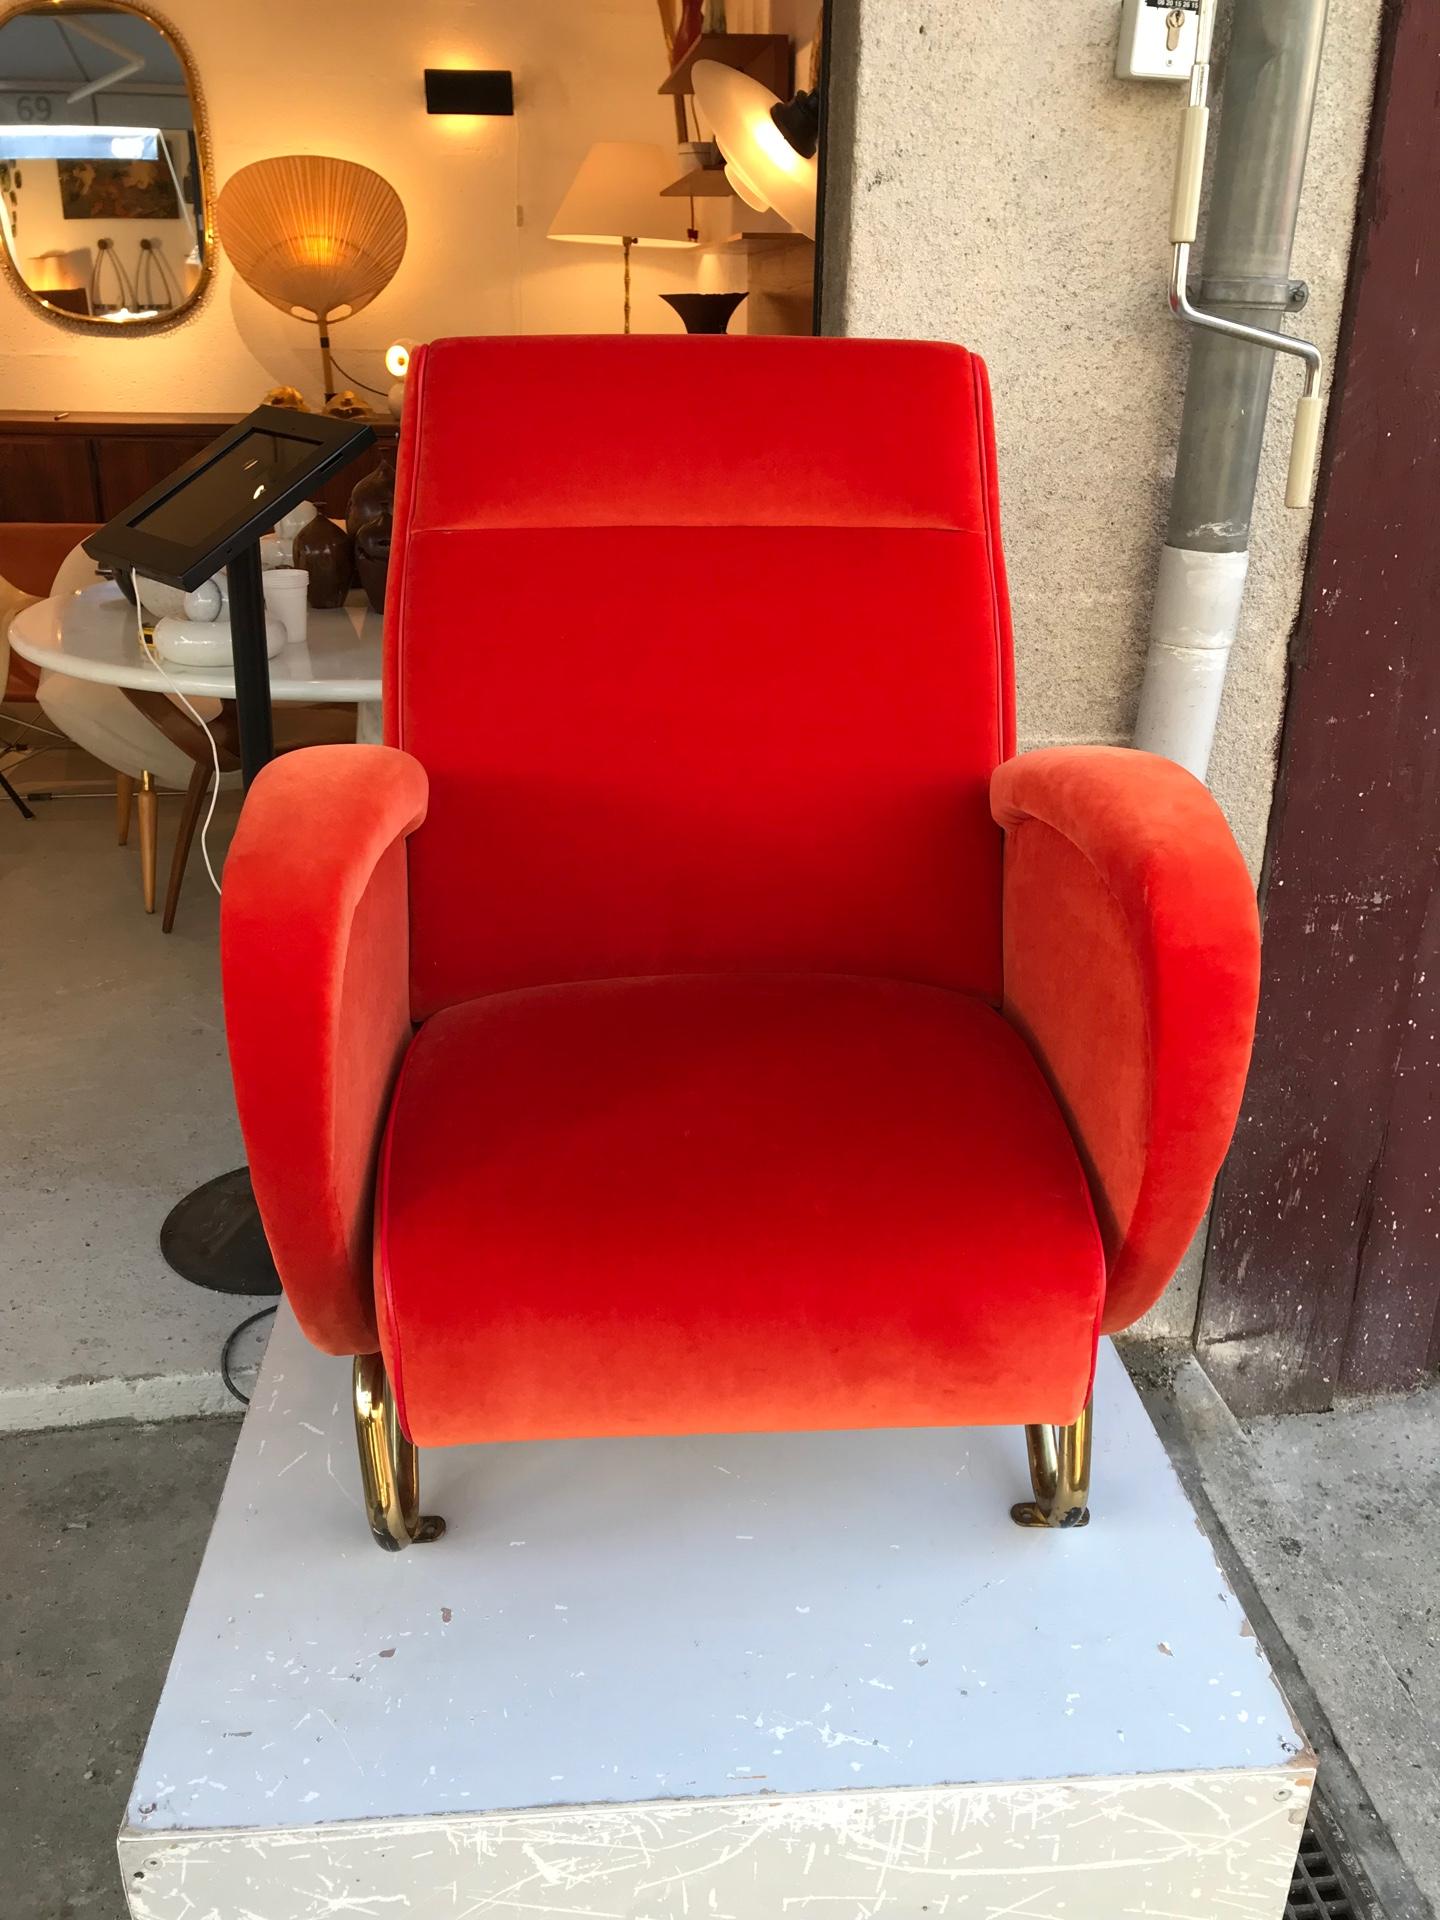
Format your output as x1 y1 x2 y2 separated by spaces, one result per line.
0 3 207 325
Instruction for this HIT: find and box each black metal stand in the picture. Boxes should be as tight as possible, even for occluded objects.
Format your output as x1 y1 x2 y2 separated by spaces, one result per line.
161 1166 281 1296
160 537 282 1295
226 541 276 785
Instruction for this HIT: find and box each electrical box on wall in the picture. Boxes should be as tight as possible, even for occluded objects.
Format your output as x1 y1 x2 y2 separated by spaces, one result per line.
1116 0 1200 79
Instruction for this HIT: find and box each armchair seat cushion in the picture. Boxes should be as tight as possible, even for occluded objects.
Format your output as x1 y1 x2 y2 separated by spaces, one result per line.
376 972 1105 1448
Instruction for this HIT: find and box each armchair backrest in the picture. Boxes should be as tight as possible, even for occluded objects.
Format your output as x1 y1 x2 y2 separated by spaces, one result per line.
386 336 1015 1018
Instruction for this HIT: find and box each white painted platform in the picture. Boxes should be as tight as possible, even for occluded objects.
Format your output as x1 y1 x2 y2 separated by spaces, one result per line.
121 1311 1313 1917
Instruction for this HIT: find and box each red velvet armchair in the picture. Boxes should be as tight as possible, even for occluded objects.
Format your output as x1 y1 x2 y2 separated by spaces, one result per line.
222 337 1259 1550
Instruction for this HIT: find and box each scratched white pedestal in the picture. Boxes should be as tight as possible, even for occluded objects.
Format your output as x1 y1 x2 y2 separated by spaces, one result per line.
121 1312 1312 1919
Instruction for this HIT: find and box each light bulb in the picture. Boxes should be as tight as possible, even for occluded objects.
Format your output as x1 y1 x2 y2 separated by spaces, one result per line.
385 339 413 379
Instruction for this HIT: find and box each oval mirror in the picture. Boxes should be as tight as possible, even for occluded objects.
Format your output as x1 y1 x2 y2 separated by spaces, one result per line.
0 1 210 329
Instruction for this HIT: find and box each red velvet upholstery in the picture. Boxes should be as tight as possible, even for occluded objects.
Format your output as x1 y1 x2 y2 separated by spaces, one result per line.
220 337 1261 1450
991 746 1260 1331
377 974 1104 1446
222 745 427 1354
387 338 1013 1014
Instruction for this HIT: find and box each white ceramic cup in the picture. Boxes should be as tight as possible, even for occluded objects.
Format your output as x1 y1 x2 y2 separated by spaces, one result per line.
262 567 310 646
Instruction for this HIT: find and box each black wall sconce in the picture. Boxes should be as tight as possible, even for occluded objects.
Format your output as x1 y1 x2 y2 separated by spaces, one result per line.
424 69 515 116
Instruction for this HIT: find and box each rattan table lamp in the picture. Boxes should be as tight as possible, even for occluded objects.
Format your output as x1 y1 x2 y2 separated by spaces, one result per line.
217 156 407 402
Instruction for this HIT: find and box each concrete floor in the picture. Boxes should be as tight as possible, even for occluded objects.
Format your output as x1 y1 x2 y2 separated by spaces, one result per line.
0 791 272 1431
3 1416 240 1920
1134 1351 1440 1920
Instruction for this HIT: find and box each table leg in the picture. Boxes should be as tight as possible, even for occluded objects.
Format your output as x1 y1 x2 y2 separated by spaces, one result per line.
356 699 383 745
138 769 158 913
117 772 135 845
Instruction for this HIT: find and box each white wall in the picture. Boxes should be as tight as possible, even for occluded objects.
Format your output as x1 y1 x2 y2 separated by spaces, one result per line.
823 0 1382 1338
0 0 724 412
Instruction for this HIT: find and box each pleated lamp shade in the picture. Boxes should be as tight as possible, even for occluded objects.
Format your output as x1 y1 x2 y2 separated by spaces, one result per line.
218 156 406 398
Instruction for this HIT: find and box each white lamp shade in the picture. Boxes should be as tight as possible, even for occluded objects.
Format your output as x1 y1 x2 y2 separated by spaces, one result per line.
548 141 695 249
691 61 818 241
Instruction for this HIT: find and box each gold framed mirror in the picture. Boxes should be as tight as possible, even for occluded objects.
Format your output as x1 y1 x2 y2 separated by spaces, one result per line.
0 0 212 331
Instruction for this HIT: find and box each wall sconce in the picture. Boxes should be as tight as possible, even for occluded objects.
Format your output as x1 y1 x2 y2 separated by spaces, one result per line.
423 70 514 116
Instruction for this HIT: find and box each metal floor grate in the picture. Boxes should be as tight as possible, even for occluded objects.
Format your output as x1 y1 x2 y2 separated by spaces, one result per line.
1287 1820 1361 1920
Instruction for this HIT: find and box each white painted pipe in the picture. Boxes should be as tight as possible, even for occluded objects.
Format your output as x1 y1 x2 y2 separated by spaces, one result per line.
1132 546 1250 779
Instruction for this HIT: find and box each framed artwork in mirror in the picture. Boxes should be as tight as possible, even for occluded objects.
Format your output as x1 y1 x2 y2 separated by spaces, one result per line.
0 0 213 331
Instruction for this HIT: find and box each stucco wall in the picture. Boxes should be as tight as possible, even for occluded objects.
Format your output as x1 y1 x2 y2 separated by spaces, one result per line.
822 0 1381 1337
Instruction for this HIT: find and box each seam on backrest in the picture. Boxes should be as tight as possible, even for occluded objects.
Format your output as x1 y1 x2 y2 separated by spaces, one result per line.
970 355 1008 769
401 518 988 538
388 349 435 757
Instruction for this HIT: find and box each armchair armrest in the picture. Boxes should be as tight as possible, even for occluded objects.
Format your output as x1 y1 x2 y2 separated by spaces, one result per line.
221 744 428 1354
991 746 1259 1331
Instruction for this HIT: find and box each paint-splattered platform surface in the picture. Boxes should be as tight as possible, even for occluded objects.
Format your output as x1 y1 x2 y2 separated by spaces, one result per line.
128 1313 1302 1836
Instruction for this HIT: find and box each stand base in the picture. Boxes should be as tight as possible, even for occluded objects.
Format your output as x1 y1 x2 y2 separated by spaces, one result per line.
122 1323 1314 1918
159 1167 281 1296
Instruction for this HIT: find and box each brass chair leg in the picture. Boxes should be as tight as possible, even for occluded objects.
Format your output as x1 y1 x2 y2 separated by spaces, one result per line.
352 1353 446 1552
1011 1396 1093 1529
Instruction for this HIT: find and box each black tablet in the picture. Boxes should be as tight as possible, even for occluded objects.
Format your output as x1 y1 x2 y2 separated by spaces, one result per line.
84 406 377 591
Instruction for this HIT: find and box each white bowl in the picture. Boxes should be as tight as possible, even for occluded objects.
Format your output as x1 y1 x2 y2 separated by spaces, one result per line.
153 611 286 667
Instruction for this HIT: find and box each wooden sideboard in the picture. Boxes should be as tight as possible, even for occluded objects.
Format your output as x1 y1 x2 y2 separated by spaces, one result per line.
0 411 400 525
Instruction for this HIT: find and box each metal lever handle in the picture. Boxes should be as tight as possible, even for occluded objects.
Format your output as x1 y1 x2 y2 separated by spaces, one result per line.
1165 0 1323 510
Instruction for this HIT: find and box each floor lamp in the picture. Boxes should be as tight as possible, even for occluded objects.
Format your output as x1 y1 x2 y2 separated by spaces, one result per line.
217 156 406 402
548 142 695 333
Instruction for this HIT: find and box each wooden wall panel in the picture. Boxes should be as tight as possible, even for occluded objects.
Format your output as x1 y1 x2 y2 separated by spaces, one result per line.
95 436 217 520
0 415 400 527
1197 0 1440 1413
0 434 96 522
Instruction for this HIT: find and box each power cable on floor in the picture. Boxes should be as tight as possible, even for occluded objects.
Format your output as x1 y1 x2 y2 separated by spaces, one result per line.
221 1305 278 1406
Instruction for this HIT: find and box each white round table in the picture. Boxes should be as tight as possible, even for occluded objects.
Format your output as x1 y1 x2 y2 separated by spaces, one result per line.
9 581 385 742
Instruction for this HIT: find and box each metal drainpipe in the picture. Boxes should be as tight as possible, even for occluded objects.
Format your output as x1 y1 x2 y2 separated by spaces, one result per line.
1132 0 1329 779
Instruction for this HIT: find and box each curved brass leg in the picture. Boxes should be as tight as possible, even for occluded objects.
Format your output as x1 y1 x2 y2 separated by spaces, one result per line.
1011 1396 1092 1529
352 1353 446 1552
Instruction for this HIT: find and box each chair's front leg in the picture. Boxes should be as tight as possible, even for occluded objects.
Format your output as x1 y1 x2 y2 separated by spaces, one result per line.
353 1353 447 1551
1011 1397 1092 1529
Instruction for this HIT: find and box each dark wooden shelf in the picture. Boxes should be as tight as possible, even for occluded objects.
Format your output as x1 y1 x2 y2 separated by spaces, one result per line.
0 412 398 524
659 32 791 99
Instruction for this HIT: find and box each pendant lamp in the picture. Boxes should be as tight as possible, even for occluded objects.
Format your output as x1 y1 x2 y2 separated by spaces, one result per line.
691 61 818 240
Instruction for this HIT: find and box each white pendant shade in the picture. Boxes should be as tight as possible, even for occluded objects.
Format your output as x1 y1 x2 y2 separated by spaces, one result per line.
724 159 769 213
548 142 695 249
691 60 818 241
